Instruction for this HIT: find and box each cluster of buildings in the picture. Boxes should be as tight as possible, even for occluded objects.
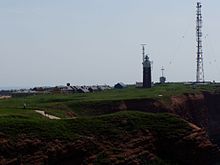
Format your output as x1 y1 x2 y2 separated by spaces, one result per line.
0 84 112 97
32 85 111 94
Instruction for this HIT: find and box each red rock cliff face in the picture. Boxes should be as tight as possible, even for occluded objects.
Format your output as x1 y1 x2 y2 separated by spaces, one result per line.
170 92 220 146
0 127 219 165
170 93 208 128
79 93 220 147
202 92 220 145
80 93 220 147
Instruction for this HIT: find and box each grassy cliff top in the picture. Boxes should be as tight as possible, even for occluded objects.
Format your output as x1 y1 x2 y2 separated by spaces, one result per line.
0 111 190 140
0 83 219 109
0 83 218 118
0 83 219 164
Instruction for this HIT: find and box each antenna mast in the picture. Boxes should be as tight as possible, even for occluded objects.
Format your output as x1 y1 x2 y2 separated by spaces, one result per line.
161 66 165 77
141 44 146 62
196 2 204 82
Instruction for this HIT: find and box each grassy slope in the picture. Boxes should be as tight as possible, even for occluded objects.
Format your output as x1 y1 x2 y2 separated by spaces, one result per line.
0 111 192 164
0 83 218 118
0 111 191 140
0 83 217 139
0 83 218 164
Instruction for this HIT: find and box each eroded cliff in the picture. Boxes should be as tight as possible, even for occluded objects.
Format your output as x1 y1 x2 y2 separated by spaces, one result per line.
0 120 219 165
1 91 220 164
170 92 220 147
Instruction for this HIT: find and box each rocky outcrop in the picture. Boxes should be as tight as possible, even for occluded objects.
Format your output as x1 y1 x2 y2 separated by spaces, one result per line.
75 92 220 148
75 99 168 116
170 93 208 128
170 92 220 147
0 124 219 165
1 92 220 164
159 125 220 165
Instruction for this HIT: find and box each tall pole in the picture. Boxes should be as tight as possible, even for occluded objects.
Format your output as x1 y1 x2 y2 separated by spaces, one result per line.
196 2 204 83
161 66 165 77
141 44 146 62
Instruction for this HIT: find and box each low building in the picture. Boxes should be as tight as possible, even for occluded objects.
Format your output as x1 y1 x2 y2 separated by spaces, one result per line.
160 76 166 84
61 86 75 93
77 87 90 93
114 82 127 89
88 86 99 92
136 82 143 88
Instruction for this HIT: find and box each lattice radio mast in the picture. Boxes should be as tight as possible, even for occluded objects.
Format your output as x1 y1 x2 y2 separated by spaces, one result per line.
196 2 205 83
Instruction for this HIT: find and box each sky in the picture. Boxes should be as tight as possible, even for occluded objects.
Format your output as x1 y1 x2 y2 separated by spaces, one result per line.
0 0 220 88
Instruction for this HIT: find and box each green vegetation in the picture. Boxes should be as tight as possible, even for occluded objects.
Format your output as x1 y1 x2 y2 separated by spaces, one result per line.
0 108 190 164
0 108 43 119
0 83 217 164
0 83 217 138
0 83 219 118
0 111 191 140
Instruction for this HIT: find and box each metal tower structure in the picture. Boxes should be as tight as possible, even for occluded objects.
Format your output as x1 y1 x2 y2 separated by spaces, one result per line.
196 2 205 83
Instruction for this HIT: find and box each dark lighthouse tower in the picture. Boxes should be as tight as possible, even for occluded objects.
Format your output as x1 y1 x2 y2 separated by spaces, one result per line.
141 44 152 88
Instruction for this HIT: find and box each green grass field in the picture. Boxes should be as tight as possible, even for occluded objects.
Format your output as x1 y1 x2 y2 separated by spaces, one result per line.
0 83 218 118
0 83 218 164
0 111 191 140
0 83 218 137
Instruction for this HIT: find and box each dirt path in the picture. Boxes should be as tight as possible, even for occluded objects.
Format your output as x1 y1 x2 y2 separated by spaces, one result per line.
0 96 11 99
34 110 61 120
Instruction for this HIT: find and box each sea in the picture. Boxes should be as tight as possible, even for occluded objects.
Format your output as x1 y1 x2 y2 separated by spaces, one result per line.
0 86 31 90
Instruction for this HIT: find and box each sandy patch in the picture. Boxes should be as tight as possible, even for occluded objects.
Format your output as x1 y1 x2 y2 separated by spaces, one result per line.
34 110 61 120
0 96 11 99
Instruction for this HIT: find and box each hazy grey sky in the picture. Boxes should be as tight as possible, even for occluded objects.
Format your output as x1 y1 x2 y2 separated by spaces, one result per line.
0 0 220 87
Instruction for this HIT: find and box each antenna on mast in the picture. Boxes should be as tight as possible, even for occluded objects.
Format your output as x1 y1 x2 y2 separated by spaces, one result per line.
141 44 146 62
161 66 165 77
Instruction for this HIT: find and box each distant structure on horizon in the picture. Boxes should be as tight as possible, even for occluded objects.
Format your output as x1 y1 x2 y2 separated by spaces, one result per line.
114 82 127 89
196 1 205 83
141 44 152 88
160 66 166 84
